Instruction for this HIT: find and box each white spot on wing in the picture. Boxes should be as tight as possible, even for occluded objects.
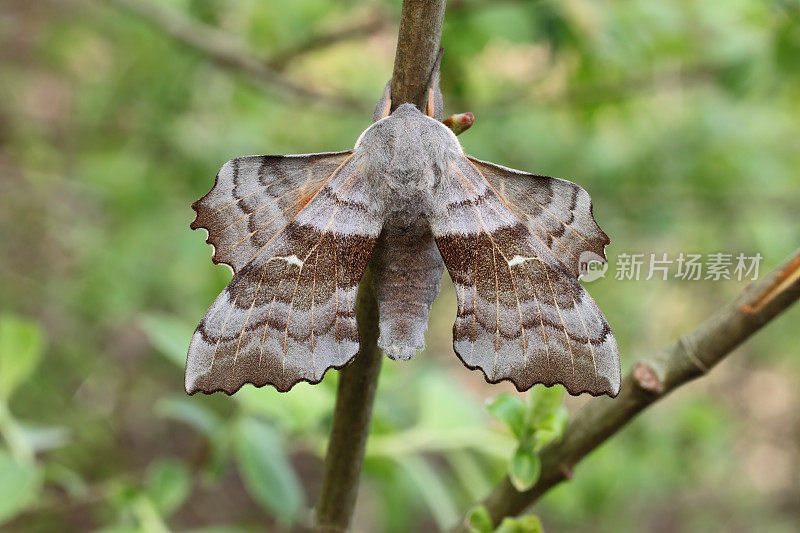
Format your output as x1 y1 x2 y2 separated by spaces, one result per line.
507 255 538 267
272 254 304 267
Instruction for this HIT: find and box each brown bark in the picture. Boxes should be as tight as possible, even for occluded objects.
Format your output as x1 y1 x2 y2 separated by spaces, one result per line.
390 0 447 112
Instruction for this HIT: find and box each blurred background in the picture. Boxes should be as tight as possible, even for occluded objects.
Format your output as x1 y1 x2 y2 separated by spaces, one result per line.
1 0 799 531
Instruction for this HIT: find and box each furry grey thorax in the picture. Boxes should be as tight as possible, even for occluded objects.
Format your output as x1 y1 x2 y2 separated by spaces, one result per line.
354 103 452 360
355 103 462 222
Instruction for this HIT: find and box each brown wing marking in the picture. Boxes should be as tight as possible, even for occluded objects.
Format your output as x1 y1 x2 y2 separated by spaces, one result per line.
209 154 355 273
191 151 356 274
465 156 610 278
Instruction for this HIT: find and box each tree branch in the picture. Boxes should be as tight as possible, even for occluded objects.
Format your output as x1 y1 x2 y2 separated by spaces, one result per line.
314 267 382 532
314 1 447 531
390 0 447 111
453 248 800 531
104 0 365 111
267 9 389 71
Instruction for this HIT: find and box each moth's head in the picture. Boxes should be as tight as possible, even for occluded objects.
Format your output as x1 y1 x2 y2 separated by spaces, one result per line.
389 102 425 119
371 63 444 122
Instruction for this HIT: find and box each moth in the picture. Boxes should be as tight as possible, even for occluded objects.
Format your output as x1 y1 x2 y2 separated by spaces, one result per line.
186 74 621 397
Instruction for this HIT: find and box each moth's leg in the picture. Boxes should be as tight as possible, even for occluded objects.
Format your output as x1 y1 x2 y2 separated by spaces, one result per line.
371 217 445 360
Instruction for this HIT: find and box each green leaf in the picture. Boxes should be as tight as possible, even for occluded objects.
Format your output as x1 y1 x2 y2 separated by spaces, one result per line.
0 315 46 401
527 385 565 427
106 478 141 510
486 393 526 438
17 423 70 452
131 494 171 533
145 457 192 516
140 313 194 367
447 451 492 501
508 447 541 491
45 463 89 498
202 430 233 483
157 396 231 482
235 381 333 434
496 515 544 533
533 406 569 451
465 504 493 533
0 450 41 524
233 417 305 525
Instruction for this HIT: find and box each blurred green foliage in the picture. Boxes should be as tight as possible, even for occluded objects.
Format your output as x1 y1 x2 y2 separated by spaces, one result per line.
487 386 568 491
1 0 799 531
468 506 543 533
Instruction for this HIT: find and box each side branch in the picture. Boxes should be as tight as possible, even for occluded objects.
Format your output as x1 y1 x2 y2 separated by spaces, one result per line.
267 9 389 71
453 248 800 531
104 0 364 110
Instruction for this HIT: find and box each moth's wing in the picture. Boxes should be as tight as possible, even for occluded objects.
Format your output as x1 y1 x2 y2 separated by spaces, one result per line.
431 155 620 396
187 152 383 394
466 157 610 277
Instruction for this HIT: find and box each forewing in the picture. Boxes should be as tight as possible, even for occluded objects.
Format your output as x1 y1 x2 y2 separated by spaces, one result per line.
467 157 609 278
187 154 382 394
431 156 620 396
192 151 354 273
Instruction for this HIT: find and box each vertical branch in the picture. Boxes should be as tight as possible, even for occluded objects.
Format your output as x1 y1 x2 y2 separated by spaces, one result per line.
314 1 447 531
314 267 381 532
391 0 447 111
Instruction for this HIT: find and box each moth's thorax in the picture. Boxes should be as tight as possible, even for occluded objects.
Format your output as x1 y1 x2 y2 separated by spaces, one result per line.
355 103 462 221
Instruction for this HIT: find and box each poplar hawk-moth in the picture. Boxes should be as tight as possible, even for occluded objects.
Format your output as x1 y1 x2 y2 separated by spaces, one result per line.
186 74 621 397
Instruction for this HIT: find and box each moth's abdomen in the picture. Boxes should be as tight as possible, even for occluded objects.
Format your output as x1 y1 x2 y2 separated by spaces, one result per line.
372 217 445 360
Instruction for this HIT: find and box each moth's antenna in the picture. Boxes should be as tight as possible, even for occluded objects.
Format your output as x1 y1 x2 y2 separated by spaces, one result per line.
425 47 444 94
